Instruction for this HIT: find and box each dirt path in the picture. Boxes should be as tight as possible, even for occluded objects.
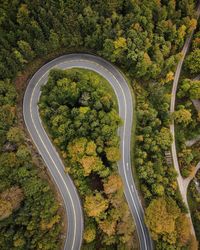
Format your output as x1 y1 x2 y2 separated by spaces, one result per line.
184 162 200 191
170 3 200 238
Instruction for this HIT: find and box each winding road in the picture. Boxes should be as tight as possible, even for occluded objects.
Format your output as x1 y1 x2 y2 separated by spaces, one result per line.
23 54 153 250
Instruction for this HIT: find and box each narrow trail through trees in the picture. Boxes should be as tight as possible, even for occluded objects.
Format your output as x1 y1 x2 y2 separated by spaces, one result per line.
170 3 200 238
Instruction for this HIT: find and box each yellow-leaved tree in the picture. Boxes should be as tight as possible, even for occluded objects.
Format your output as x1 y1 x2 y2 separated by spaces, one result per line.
84 192 109 218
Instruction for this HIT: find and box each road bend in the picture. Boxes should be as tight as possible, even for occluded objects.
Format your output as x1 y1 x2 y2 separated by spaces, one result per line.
23 54 153 250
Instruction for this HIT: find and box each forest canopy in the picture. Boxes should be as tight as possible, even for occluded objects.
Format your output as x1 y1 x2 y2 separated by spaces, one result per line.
39 68 135 249
0 0 199 249
0 0 197 81
0 79 62 250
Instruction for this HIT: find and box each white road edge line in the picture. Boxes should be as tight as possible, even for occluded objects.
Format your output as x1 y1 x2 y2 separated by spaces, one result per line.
26 57 149 250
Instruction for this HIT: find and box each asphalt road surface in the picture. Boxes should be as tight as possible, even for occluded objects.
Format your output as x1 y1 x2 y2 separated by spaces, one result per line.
23 54 153 250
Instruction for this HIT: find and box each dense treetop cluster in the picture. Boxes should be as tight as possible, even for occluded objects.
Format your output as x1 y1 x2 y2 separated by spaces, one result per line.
133 74 200 248
39 68 135 249
0 0 197 81
0 80 61 250
189 170 200 240
185 29 200 74
175 25 200 178
0 0 199 249
175 24 200 242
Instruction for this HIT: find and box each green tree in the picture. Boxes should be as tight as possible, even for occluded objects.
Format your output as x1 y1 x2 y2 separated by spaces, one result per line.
145 197 180 243
84 224 96 243
185 48 200 74
105 147 120 162
156 127 172 150
0 80 17 105
16 145 31 162
7 127 24 144
17 40 35 60
84 192 109 218
172 108 192 126
0 186 24 221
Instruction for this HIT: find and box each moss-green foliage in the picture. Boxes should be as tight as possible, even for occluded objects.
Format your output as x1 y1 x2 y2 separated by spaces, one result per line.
188 169 200 240
145 197 191 247
0 81 61 249
175 23 200 243
39 68 135 249
185 29 200 74
0 0 198 248
185 48 200 74
133 82 197 248
0 0 197 81
175 79 200 177
135 84 175 200
178 78 200 100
